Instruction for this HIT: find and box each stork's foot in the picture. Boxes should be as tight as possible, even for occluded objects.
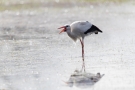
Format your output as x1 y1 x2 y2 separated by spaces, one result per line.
81 60 86 72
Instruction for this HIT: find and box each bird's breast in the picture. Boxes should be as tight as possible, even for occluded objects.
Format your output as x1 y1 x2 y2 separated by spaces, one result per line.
66 31 78 42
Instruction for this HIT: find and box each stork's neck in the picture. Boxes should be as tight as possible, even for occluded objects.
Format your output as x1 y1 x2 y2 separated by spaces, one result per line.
66 29 77 42
66 29 71 34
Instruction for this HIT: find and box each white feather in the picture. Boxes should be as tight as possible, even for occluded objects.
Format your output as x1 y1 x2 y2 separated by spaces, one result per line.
70 21 92 33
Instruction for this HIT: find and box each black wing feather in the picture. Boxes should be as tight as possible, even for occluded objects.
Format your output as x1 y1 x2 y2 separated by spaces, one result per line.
84 25 102 34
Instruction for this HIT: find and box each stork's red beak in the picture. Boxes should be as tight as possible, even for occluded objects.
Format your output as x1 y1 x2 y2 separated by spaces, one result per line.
58 26 66 34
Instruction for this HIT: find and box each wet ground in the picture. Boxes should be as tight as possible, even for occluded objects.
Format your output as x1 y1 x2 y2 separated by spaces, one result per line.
0 1 135 90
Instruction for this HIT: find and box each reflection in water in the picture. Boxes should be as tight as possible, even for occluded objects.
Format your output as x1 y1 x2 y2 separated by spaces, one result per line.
65 70 104 88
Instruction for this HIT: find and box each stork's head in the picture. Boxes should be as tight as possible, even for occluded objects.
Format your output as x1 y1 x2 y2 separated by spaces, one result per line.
58 25 70 34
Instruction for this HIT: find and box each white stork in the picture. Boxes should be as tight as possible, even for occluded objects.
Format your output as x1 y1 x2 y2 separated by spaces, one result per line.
58 21 102 71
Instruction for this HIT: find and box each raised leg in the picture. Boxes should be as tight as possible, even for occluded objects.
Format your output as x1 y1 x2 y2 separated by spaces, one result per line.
80 39 85 72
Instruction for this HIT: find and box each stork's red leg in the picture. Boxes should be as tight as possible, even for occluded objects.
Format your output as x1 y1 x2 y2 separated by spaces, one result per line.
80 39 85 72
80 39 84 60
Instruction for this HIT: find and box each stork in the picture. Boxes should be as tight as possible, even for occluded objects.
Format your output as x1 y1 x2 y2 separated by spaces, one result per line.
58 21 102 71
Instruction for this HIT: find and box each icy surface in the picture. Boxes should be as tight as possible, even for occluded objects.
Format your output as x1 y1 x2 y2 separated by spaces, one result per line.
0 2 135 90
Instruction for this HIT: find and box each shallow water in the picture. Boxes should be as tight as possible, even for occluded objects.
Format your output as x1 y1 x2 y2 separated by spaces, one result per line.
0 1 135 90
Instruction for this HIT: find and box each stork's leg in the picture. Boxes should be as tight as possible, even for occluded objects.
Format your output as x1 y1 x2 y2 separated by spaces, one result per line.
80 39 85 72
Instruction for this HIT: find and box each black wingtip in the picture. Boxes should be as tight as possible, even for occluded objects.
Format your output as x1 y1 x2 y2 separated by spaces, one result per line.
98 30 103 33
92 25 103 33
84 24 103 34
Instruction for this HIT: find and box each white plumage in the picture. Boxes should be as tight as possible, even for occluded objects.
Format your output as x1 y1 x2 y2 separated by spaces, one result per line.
70 21 92 41
70 21 92 33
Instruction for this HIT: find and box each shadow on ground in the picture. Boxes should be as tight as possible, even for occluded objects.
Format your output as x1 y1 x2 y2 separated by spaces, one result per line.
65 70 104 88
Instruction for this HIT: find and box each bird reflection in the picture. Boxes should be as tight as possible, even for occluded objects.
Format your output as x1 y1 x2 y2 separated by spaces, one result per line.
65 70 104 88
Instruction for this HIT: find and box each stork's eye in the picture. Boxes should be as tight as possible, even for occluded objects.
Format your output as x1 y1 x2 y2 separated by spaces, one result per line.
65 25 69 27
